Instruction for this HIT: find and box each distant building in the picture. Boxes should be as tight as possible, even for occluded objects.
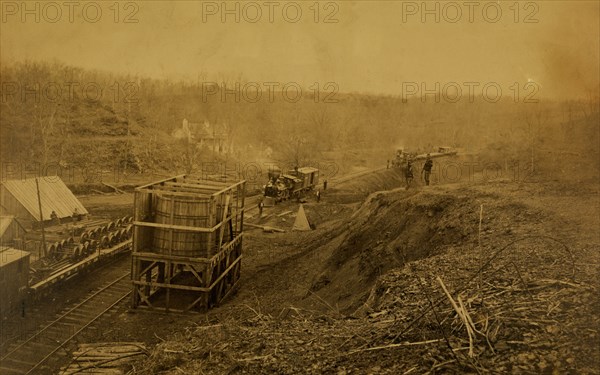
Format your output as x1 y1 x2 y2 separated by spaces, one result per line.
0 215 26 249
0 177 88 229
173 119 230 154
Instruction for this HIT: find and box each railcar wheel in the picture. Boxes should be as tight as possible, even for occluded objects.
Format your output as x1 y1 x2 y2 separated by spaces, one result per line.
82 241 90 257
72 245 82 260
89 240 98 253
55 243 63 259
47 243 57 258
100 235 109 249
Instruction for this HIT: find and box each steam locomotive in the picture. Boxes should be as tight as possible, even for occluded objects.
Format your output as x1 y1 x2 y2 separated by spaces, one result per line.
264 166 319 202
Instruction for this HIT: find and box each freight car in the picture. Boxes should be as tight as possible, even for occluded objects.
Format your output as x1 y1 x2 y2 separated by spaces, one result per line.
264 166 319 202
0 247 29 318
0 215 134 317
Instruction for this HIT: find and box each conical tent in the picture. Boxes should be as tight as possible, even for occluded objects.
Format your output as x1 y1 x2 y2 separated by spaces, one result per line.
292 204 311 231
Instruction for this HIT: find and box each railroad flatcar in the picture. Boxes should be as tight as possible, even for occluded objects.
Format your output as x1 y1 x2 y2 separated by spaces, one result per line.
0 215 136 313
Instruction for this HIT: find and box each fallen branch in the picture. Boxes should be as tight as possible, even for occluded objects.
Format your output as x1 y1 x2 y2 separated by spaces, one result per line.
245 223 285 233
102 182 125 194
64 352 147 374
437 277 475 357
346 339 443 355
417 276 462 366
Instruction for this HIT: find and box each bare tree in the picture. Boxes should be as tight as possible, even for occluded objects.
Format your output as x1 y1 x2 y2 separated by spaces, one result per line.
525 106 548 173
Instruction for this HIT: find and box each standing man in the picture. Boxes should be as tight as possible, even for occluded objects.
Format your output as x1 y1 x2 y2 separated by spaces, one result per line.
405 159 414 189
323 179 328 190
422 154 433 186
316 189 321 203
50 210 60 225
258 200 264 218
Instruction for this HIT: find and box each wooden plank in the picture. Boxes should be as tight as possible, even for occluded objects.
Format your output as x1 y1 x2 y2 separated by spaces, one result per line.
211 180 247 197
217 194 231 253
136 188 207 199
134 211 240 237
150 184 215 195
76 342 145 348
182 177 231 186
132 280 210 292
207 256 242 290
133 221 213 233
132 251 212 264
165 181 225 190
163 182 219 193
136 175 184 190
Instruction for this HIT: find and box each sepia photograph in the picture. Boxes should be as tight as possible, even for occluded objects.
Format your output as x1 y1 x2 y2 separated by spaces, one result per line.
0 1 598 373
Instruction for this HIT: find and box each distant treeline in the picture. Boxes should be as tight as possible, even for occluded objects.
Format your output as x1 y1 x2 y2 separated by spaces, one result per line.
1 60 598 180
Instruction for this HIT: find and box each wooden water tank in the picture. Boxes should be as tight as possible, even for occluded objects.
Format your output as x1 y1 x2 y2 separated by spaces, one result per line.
153 195 212 257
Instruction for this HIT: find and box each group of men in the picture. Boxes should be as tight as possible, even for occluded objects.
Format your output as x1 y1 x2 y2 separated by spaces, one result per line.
404 154 433 189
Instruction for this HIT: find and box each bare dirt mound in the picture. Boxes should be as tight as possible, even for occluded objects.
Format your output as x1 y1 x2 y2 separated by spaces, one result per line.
306 181 556 315
308 188 481 313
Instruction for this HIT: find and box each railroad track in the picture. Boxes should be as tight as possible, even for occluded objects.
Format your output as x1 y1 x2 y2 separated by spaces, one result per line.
0 273 132 375
330 166 387 184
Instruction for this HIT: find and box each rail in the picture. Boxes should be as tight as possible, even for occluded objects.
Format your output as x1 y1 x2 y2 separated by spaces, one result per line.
0 273 132 375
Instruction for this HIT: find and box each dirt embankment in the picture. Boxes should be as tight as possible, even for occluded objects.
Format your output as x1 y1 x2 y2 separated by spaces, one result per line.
309 189 477 314
326 168 406 204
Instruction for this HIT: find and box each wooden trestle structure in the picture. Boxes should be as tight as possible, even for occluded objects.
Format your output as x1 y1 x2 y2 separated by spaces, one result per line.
131 175 245 312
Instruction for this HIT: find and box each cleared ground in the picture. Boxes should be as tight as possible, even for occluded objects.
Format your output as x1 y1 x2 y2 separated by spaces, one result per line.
106 166 598 374
9 163 597 374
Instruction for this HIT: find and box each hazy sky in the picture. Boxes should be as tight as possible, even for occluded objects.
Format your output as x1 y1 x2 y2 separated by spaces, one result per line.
1 1 598 99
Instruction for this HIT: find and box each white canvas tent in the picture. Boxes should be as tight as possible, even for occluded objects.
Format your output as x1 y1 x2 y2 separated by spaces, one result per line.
292 204 311 231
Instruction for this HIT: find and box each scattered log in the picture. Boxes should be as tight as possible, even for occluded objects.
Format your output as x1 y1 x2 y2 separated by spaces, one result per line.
102 182 125 194
62 342 147 375
263 226 285 233
245 223 286 233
